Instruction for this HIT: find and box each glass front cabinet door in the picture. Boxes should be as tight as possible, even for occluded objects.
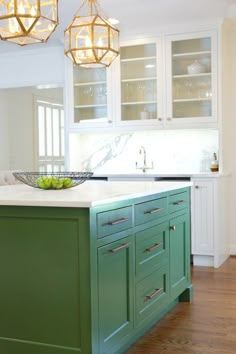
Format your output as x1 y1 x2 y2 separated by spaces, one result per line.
166 31 217 126
115 39 164 127
65 59 113 130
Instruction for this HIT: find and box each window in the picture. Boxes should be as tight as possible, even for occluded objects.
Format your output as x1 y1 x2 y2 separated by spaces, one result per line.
35 98 64 172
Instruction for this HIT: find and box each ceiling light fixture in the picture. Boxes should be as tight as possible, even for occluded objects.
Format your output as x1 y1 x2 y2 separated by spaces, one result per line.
64 0 120 68
0 0 58 46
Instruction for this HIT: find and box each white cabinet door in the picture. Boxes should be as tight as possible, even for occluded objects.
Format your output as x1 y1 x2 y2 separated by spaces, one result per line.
115 37 165 128
191 176 230 268
165 30 218 128
64 57 114 131
191 179 214 255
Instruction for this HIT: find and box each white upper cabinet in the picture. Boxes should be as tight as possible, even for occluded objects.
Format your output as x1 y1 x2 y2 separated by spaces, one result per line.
65 29 218 131
165 31 218 127
65 58 114 131
114 38 164 127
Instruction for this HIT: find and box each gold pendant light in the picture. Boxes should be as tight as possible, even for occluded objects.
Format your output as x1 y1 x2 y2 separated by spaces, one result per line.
0 0 58 46
64 0 120 68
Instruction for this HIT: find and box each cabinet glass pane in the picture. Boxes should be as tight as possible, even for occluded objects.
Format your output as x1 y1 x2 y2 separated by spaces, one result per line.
171 37 212 119
73 65 108 123
120 43 158 121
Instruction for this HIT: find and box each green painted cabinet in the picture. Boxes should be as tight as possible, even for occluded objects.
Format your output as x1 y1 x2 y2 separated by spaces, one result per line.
98 236 134 354
169 213 190 299
0 187 192 354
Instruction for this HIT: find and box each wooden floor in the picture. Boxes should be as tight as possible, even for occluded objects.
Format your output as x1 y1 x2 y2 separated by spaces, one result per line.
125 257 236 354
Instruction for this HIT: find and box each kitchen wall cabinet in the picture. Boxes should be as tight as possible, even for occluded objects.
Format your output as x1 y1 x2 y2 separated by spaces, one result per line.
114 38 164 128
191 176 230 268
165 31 217 127
65 30 218 132
65 59 114 131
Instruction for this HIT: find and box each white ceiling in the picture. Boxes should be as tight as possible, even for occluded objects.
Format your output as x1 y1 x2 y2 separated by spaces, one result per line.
0 0 235 53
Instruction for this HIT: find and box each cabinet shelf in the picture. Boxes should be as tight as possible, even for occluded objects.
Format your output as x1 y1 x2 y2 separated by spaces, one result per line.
173 98 211 103
74 104 107 108
173 73 211 79
74 81 106 87
121 56 156 63
121 101 157 105
172 51 211 60
121 77 156 83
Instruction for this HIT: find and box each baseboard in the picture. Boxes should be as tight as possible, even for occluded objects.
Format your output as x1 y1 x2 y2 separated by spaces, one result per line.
230 245 236 255
193 255 214 267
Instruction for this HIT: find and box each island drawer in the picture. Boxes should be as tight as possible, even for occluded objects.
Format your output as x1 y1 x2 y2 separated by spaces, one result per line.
168 190 189 214
134 197 167 226
135 265 169 324
97 206 133 238
135 221 169 278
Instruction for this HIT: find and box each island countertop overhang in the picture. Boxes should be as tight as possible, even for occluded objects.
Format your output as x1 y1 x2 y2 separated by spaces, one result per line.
0 180 192 208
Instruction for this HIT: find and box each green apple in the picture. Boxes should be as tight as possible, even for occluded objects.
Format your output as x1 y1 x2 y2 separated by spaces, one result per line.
36 176 52 189
62 177 73 188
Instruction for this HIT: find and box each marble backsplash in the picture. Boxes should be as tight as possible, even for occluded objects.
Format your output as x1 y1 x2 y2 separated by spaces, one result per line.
69 129 219 174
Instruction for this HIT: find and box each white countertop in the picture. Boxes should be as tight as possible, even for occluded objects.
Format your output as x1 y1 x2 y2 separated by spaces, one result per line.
0 180 192 208
93 172 227 179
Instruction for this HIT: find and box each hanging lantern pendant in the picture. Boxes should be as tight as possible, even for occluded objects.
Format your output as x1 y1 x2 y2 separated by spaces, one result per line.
64 0 120 68
0 0 59 46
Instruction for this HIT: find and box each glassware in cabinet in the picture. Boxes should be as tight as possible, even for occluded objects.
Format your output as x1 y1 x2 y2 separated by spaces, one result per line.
171 36 213 119
73 65 109 124
119 43 160 122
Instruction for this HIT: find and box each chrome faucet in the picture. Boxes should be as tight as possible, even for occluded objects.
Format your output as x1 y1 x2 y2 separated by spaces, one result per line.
136 146 154 173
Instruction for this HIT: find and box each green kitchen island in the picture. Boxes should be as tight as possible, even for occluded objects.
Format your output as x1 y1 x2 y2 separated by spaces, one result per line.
0 180 193 354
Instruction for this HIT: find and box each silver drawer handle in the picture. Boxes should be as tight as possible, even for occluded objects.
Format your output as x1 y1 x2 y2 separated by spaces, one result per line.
173 200 187 205
105 217 129 226
145 207 163 214
144 288 163 302
109 243 130 253
145 243 162 252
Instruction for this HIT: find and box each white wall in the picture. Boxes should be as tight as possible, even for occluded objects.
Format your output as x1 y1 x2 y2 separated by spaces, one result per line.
0 91 10 170
221 19 236 255
0 46 64 89
1 87 64 171
69 129 219 174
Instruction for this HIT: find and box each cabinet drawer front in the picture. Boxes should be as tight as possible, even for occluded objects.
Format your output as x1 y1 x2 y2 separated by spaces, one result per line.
97 206 133 238
135 221 169 278
135 197 167 226
168 191 189 213
135 266 169 324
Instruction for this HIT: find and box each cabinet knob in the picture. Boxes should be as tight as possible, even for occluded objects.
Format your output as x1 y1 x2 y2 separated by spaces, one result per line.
167 117 172 121
157 117 163 121
195 185 200 189
169 225 176 231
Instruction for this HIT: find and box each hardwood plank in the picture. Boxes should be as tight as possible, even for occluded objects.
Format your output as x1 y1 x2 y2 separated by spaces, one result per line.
125 257 236 354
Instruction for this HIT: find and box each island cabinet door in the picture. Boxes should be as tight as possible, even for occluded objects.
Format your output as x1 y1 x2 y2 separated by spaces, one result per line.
169 212 190 300
97 235 134 354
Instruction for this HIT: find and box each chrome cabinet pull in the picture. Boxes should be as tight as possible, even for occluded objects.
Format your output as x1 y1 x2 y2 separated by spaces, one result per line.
169 225 176 231
195 185 199 189
105 217 129 226
145 243 162 252
108 243 130 253
145 207 163 214
144 288 163 302
173 199 187 205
